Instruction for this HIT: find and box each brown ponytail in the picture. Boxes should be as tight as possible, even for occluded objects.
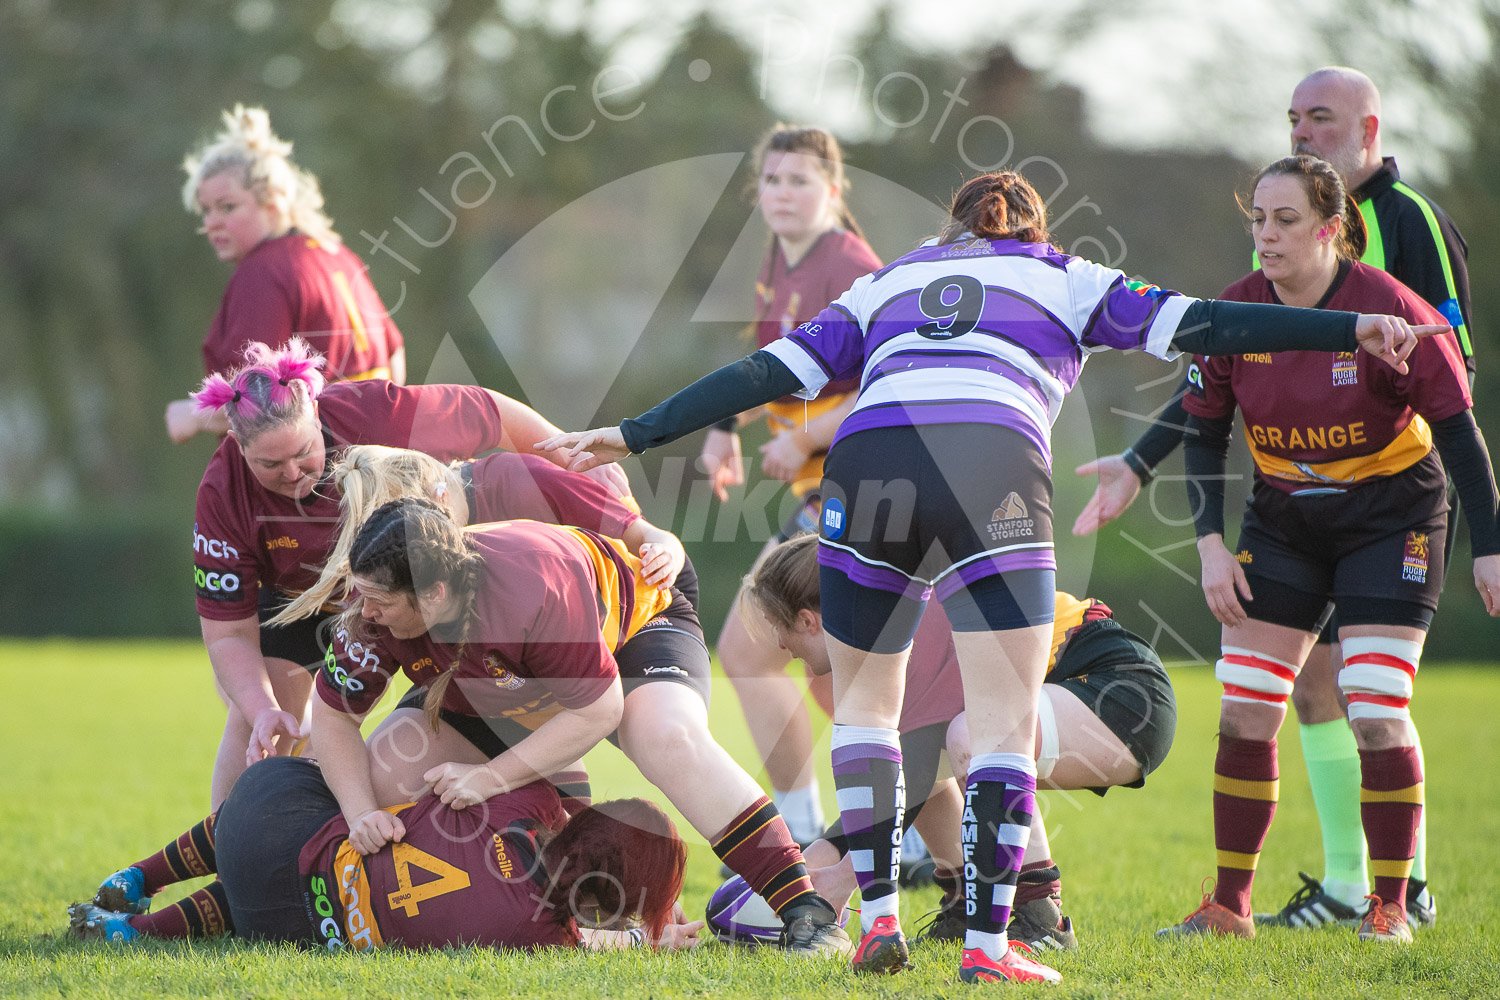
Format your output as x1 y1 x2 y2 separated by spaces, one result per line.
937 171 1051 245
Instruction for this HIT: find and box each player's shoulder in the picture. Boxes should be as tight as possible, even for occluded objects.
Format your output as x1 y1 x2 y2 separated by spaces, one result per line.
823 229 882 269
1218 270 1272 303
1343 263 1443 323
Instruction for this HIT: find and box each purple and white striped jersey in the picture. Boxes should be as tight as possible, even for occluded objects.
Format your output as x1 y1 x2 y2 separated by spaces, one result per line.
761 237 1199 464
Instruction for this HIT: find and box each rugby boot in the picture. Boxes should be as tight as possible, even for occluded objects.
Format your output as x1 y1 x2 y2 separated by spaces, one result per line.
1007 894 1078 952
1357 896 1414 944
914 871 966 943
92 867 151 915
1156 885 1255 939
1406 878 1437 928
777 896 853 959
958 945 1062 984
1254 871 1360 928
850 914 909 974
68 903 139 943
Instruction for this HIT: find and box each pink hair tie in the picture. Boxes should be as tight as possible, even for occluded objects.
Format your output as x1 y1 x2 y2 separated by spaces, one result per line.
231 390 242 403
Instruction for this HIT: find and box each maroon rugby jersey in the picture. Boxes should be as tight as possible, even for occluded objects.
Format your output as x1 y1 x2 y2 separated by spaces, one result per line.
464 453 639 538
203 233 404 381
898 594 1111 734
192 381 504 621
756 229 881 403
298 780 578 951
317 521 670 724
1184 262 1470 492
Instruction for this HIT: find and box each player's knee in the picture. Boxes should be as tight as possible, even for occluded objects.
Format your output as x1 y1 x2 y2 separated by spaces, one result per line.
1215 646 1297 710
1337 635 1422 726
945 713 971 776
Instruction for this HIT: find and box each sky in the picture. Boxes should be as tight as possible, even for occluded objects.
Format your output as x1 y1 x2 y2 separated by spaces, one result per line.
485 0 1497 183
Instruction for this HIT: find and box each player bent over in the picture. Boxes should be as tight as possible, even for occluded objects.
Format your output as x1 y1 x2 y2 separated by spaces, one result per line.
716 534 1176 953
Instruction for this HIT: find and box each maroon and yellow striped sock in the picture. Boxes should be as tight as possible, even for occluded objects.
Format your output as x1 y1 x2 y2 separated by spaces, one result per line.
134 813 218 894
1212 735 1278 917
1359 745 1422 910
711 796 818 916
129 881 232 939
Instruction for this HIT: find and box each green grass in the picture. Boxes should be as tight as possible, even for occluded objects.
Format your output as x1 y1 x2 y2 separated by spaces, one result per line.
2 640 1498 997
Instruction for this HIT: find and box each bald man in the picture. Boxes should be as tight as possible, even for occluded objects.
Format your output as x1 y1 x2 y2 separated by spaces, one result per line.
1289 67 1473 370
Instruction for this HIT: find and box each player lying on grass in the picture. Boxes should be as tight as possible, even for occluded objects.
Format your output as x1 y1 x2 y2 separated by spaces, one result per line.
719 533 1176 952
70 757 702 951
312 497 851 957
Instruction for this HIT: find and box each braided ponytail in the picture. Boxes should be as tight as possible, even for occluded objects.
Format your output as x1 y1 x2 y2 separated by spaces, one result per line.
341 498 483 731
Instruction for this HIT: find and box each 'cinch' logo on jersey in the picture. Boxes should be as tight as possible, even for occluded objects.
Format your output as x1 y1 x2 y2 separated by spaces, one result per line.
1401 532 1429 583
1333 351 1359 386
987 492 1035 541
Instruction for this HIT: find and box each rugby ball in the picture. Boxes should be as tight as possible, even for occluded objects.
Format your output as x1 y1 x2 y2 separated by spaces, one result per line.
705 875 782 945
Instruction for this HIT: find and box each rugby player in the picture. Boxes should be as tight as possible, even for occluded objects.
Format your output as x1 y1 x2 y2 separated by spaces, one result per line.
313 498 852 957
165 106 406 444
703 125 882 847
1157 155 1496 944
70 757 700 951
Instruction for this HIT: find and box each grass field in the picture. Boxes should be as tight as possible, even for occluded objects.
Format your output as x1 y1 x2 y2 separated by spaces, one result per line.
1 640 1497 998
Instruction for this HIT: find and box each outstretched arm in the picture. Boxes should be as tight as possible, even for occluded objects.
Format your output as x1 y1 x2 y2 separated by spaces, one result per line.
1172 301 1446 374
539 351 805 472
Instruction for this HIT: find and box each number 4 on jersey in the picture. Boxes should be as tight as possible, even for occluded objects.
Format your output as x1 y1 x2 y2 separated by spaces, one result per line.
916 274 985 340
386 842 471 917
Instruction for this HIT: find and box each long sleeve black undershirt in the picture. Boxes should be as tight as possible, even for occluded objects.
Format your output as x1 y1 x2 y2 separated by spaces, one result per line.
1430 410 1500 556
1182 412 1233 539
1129 389 1190 475
620 351 802 454
618 300 1362 457
1170 300 1359 356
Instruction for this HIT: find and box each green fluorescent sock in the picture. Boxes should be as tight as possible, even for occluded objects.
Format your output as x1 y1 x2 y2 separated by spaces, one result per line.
1299 720 1368 893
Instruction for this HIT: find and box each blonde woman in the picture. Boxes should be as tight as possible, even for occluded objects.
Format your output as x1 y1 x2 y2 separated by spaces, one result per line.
166 105 405 443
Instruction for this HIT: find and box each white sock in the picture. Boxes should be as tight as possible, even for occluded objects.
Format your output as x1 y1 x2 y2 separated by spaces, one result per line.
773 781 824 844
965 929 1005 961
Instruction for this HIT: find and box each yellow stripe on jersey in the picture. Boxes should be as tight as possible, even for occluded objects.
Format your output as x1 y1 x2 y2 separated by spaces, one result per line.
332 802 413 950
340 366 392 382
1360 783 1424 805
559 527 673 651
1214 775 1281 801
1048 592 1100 671
1245 416 1431 488
1216 849 1261 871
330 270 372 353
